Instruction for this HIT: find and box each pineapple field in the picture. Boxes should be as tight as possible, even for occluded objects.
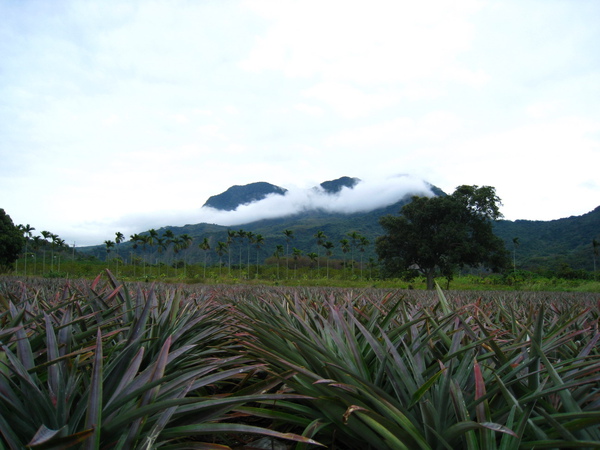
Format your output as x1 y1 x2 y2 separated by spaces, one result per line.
0 271 599 449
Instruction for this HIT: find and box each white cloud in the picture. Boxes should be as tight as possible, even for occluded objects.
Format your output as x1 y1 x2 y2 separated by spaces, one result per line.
195 175 434 226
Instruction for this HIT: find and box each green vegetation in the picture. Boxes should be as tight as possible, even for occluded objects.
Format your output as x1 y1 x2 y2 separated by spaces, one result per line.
1 272 599 448
377 186 509 289
0 209 25 272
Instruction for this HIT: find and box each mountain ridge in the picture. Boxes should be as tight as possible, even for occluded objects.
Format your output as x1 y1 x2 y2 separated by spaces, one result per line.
79 177 599 273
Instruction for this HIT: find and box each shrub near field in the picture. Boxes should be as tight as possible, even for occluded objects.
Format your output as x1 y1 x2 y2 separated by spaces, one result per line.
0 272 599 449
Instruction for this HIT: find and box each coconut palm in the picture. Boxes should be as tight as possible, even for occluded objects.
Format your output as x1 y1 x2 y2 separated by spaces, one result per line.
253 234 264 278
114 232 124 275
593 239 599 280
314 230 326 276
273 245 284 279
104 240 115 267
347 231 361 274
226 230 236 276
358 235 370 279
322 241 334 279
246 231 255 278
283 229 294 278
236 229 247 278
340 238 350 276
180 234 193 277
512 237 520 274
31 235 43 275
40 231 52 273
18 224 35 275
292 247 302 278
199 237 211 278
216 241 228 276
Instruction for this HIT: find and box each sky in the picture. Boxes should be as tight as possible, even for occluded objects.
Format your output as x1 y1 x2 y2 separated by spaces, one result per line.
1 0 599 247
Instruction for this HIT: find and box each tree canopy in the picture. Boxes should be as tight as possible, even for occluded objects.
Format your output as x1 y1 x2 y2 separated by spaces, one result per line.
0 209 25 271
376 185 509 289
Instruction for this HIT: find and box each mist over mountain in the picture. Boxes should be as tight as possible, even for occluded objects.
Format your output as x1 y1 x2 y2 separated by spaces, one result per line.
196 175 435 226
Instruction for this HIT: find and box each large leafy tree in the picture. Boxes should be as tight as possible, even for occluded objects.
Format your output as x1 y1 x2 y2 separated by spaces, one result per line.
376 185 508 289
0 209 25 271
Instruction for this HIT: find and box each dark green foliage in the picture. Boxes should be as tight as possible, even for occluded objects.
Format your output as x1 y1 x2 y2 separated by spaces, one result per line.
203 182 288 211
319 176 360 193
376 186 509 289
0 209 25 271
494 206 600 272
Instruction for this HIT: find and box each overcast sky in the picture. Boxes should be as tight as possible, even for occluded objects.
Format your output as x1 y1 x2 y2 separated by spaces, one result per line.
1 0 599 246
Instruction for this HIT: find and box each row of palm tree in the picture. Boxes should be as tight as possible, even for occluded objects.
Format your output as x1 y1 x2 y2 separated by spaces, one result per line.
101 227 372 280
16 225 69 275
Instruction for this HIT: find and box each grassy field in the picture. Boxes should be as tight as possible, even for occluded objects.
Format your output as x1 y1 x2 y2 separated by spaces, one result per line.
1 271 599 448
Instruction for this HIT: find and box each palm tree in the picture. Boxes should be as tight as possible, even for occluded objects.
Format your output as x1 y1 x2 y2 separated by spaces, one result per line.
292 247 302 278
41 231 52 273
340 238 350 276
226 230 236 276
104 240 115 267
114 232 124 275
307 252 318 271
246 231 255 278
162 229 175 277
50 233 60 271
283 229 294 278
199 237 211 278
254 234 264 278
593 239 599 281
216 241 228 276
180 234 193 277
512 237 520 274
20 224 35 275
237 229 247 278
172 237 184 276
54 237 66 272
358 235 370 279
31 235 43 275
314 230 326 276
347 231 360 275
129 234 142 277
273 245 284 279
322 241 334 279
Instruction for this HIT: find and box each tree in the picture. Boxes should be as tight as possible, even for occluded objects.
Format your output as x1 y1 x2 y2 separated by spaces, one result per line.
41 230 52 273
0 209 25 271
376 185 508 290
180 234 193 277
314 230 326 275
254 234 264 278
273 245 284 279
199 237 211 278
115 231 124 274
512 237 520 274
593 239 599 281
283 229 294 278
19 224 35 275
340 238 350 275
358 235 370 279
104 240 115 266
216 241 228 276
347 231 360 275
322 241 334 279
292 247 302 278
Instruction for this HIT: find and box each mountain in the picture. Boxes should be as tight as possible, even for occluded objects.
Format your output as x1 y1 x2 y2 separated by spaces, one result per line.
80 176 600 273
203 182 287 211
493 206 600 272
318 176 360 194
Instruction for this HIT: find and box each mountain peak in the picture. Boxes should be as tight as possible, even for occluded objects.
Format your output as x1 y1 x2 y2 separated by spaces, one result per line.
203 182 287 211
319 176 361 194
